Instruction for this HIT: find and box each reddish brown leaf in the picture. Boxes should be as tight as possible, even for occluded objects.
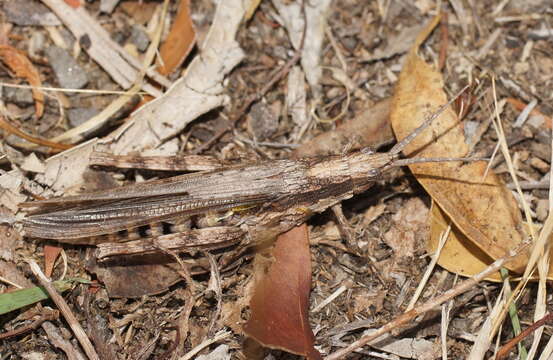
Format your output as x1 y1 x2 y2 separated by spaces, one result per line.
43 244 62 278
157 0 196 75
244 225 321 360
0 45 44 118
64 0 81 9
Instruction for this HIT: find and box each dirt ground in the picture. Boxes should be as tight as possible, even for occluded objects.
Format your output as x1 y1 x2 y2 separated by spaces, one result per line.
1 0 553 359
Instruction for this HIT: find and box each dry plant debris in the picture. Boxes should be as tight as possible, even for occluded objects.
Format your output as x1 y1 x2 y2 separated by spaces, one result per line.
0 0 553 359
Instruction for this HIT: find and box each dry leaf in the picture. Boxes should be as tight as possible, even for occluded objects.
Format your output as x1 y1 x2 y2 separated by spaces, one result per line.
428 202 501 281
157 0 196 75
0 45 44 118
390 16 528 274
244 224 321 360
295 98 392 158
87 254 182 298
43 244 62 278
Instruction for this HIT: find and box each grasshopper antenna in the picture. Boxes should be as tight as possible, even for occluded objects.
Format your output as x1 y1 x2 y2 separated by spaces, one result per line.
389 84 470 156
384 84 489 170
390 156 488 168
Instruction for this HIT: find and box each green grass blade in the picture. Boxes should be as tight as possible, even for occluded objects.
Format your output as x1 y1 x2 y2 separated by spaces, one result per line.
0 280 74 315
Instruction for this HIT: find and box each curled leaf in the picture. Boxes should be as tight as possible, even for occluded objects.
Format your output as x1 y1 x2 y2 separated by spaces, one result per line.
0 45 44 118
157 0 196 75
390 16 528 274
244 225 321 360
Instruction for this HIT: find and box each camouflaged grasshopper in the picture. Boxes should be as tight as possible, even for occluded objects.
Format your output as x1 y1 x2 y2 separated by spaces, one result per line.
13 86 476 253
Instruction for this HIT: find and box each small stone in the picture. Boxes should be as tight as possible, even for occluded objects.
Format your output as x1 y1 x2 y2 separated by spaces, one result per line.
3 86 34 105
112 31 128 46
29 31 47 58
45 46 89 89
247 102 279 141
67 107 99 128
342 37 358 52
4 0 61 26
130 25 150 52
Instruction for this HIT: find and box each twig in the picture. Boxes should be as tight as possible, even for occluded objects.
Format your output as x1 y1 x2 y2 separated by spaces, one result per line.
406 225 451 311
496 312 553 360
0 115 71 151
325 243 528 360
159 247 197 352
0 308 58 340
42 321 87 360
178 330 231 360
205 252 223 337
27 260 100 360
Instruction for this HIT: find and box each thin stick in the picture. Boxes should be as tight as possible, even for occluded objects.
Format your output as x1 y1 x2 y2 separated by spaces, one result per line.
178 330 231 360
0 309 59 340
27 260 100 360
496 312 553 360
406 225 451 310
324 243 528 360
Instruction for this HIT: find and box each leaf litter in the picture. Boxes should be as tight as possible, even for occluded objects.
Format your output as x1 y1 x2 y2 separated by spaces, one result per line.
0 0 553 359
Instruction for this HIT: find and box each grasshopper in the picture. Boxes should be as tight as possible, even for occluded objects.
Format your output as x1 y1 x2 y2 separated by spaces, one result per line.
14 86 476 250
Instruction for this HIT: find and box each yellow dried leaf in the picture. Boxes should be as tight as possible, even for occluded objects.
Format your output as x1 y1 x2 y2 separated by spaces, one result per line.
390 16 528 274
428 202 501 281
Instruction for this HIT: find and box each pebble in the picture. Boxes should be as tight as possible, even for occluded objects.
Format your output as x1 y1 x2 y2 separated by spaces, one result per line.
3 0 61 26
3 86 34 105
45 46 89 89
130 25 150 52
247 102 279 141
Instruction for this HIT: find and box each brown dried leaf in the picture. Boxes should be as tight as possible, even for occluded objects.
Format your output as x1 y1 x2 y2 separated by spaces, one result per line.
428 202 501 281
390 17 528 273
295 98 392 158
43 244 62 278
0 45 44 118
157 0 196 75
87 254 182 298
244 225 321 360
